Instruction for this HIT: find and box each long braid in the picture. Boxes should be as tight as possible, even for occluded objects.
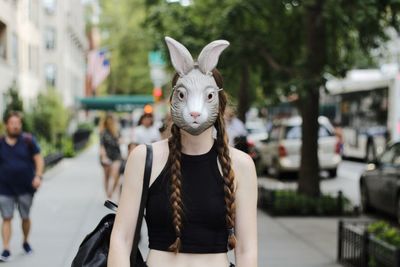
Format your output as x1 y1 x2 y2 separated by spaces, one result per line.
212 70 237 250
168 123 184 253
215 110 237 250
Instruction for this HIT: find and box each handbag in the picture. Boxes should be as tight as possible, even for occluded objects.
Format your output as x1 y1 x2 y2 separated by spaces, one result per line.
71 144 153 267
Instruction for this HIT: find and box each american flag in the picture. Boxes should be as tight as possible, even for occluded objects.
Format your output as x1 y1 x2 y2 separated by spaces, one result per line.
87 49 110 93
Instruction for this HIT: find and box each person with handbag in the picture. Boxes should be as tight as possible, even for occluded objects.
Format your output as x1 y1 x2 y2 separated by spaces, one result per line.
99 113 122 199
108 37 258 267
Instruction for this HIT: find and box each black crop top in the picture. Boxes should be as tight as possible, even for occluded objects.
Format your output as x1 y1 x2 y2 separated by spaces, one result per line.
145 142 229 253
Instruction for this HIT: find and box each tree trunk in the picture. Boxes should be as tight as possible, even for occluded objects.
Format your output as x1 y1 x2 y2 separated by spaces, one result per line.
237 63 250 123
297 0 326 197
298 88 320 197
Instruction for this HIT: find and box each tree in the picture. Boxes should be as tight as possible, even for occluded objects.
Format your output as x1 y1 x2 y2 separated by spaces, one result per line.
146 0 400 197
254 0 400 197
99 0 153 94
3 82 23 117
30 88 70 145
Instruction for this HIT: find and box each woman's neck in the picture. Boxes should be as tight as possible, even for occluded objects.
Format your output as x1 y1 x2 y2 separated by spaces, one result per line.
180 127 214 155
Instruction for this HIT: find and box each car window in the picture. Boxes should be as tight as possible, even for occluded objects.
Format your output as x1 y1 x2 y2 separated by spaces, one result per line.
380 145 397 165
284 125 334 140
392 144 400 167
285 126 301 139
319 125 334 137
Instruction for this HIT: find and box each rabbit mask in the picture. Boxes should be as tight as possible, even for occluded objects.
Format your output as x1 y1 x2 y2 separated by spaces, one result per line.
165 36 230 135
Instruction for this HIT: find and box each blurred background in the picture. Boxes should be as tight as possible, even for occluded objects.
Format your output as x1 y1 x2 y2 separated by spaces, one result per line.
1 0 400 266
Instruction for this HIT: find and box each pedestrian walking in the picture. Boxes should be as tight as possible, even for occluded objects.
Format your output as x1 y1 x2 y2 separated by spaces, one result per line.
0 111 44 262
132 113 161 145
99 114 122 199
108 37 258 267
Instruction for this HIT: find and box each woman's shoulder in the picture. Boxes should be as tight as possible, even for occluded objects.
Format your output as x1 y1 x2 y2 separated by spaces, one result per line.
151 139 169 157
129 139 168 159
229 146 255 169
228 146 257 188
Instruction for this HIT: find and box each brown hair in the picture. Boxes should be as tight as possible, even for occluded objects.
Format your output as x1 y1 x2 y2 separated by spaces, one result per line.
99 113 118 138
167 69 237 253
3 111 23 124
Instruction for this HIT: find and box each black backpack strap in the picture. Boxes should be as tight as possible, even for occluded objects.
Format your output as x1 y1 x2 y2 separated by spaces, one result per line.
21 133 35 156
130 144 153 263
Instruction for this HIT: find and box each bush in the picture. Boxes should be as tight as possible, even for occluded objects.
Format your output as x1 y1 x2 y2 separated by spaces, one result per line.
29 88 70 145
77 122 95 132
259 188 353 216
38 138 58 158
368 221 400 247
61 136 76 158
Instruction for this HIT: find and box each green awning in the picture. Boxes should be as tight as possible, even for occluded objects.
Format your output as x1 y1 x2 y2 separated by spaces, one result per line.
79 95 154 111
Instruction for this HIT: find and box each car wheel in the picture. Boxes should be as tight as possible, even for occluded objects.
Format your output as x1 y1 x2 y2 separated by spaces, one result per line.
328 168 337 178
360 183 371 213
366 142 375 163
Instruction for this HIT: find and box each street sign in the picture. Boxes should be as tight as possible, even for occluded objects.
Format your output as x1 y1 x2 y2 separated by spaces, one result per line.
148 51 166 67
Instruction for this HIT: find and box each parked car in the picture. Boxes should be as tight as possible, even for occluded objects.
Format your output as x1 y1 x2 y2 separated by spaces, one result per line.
257 116 342 178
245 119 269 164
360 142 400 221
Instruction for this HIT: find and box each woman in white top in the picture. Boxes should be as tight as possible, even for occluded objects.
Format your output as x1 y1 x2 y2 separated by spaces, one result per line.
133 113 161 144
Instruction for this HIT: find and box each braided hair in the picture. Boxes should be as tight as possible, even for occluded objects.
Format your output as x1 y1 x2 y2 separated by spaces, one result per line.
167 69 237 253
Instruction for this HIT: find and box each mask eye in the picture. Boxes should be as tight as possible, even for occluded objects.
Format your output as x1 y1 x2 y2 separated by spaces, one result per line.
206 89 218 102
176 89 186 101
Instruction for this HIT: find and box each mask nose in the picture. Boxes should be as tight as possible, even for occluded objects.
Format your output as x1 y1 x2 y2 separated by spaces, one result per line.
190 112 201 119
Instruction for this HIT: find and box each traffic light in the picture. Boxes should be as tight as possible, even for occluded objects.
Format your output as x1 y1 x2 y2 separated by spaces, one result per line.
153 87 162 102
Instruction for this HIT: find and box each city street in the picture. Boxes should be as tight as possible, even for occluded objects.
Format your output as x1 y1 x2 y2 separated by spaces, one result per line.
258 160 367 207
1 0 400 266
2 144 345 267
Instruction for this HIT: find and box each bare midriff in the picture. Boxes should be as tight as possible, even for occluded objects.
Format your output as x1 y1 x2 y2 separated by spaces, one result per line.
146 249 230 267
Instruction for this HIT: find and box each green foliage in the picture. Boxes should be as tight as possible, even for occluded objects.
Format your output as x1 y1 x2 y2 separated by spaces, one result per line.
3 83 23 118
98 0 153 94
259 189 352 216
38 138 59 158
77 122 95 132
61 136 76 158
0 122 4 135
30 88 70 145
368 221 400 247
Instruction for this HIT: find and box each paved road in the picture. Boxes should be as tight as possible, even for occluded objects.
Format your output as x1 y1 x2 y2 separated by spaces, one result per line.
2 144 342 267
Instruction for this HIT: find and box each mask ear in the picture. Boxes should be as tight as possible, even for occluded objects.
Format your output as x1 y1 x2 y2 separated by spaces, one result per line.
197 40 230 74
165 36 195 76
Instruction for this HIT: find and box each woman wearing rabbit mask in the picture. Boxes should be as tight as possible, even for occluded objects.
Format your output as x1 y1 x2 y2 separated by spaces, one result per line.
108 37 258 267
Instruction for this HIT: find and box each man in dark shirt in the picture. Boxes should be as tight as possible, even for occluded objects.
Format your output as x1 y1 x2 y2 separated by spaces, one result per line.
0 111 44 262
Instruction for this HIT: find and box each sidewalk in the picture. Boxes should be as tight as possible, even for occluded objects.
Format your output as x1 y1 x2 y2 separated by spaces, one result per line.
2 145 342 267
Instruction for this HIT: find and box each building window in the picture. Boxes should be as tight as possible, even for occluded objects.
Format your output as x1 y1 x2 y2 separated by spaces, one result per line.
43 0 56 14
45 64 56 87
28 44 32 70
28 0 39 25
44 27 56 50
0 21 6 61
12 33 18 66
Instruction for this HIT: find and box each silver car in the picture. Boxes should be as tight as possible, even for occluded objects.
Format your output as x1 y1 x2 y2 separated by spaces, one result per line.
258 116 342 178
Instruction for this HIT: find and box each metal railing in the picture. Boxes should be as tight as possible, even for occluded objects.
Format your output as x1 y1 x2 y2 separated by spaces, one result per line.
338 220 400 267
